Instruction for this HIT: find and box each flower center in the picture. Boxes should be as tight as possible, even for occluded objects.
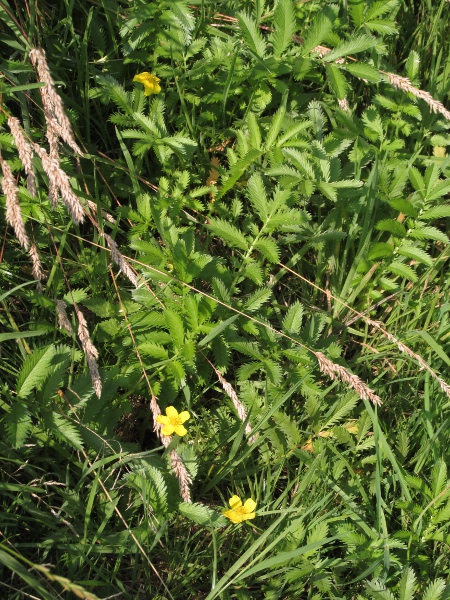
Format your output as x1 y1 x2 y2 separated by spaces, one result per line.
169 415 182 427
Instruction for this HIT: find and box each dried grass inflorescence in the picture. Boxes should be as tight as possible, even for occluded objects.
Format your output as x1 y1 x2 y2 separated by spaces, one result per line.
207 358 255 443
34 144 85 224
56 299 73 335
169 450 192 503
29 48 83 156
315 351 382 406
29 243 45 284
7 116 36 197
386 73 450 121
1 155 30 250
104 234 139 287
368 320 450 399
75 307 102 399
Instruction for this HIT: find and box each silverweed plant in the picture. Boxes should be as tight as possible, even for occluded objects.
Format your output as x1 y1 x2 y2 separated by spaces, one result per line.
1 0 450 598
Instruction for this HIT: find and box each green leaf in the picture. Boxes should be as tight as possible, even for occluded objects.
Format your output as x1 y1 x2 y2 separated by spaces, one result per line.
325 64 348 99
217 149 261 198
397 245 433 266
208 218 249 251
179 502 226 528
422 579 446 600
322 34 382 62
271 0 295 58
237 11 266 57
283 301 304 334
367 243 394 260
245 288 272 312
387 261 418 282
398 566 416 600
17 345 56 399
376 219 406 237
165 309 185 347
247 173 269 221
302 7 334 54
198 316 239 348
4 402 32 448
254 237 280 262
408 226 449 243
43 412 83 449
265 105 286 150
409 166 425 195
343 62 381 83
420 206 450 220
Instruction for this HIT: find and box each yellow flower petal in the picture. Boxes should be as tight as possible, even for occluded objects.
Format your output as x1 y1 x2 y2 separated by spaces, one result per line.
133 72 161 96
243 498 257 513
166 406 178 418
156 415 170 425
161 424 175 436
241 512 256 521
178 411 190 424
174 424 187 437
222 509 242 524
229 495 242 510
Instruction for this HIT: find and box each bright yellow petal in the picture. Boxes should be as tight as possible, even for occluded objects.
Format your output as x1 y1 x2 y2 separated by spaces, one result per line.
133 72 151 84
156 415 170 425
143 84 152 96
153 82 161 94
228 495 242 510
178 411 190 423
166 406 178 418
241 512 256 521
223 509 242 524
174 424 187 437
161 424 175 436
243 499 257 513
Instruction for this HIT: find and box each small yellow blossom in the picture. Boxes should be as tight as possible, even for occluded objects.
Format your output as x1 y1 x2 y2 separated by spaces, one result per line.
223 495 257 524
156 406 190 437
133 72 161 96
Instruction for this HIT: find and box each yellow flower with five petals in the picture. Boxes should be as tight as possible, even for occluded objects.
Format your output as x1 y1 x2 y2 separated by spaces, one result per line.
133 72 162 96
156 406 190 437
223 495 257 524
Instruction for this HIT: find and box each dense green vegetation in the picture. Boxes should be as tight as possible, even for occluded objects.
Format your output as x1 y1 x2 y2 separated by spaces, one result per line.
1 0 450 597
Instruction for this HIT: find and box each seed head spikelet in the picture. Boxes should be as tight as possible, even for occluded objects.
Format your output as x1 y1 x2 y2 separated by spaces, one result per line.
1 156 30 250
7 117 36 197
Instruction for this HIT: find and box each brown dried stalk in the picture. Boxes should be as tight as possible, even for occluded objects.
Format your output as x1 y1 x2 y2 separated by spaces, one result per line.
34 144 84 223
385 72 450 122
206 357 255 443
29 48 83 155
104 234 139 287
368 320 450 398
315 351 382 406
75 307 102 398
1 156 30 250
56 299 73 335
7 117 36 197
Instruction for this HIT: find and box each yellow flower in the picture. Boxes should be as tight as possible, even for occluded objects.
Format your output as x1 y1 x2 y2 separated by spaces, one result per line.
156 406 190 437
223 495 257 524
133 72 161 96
